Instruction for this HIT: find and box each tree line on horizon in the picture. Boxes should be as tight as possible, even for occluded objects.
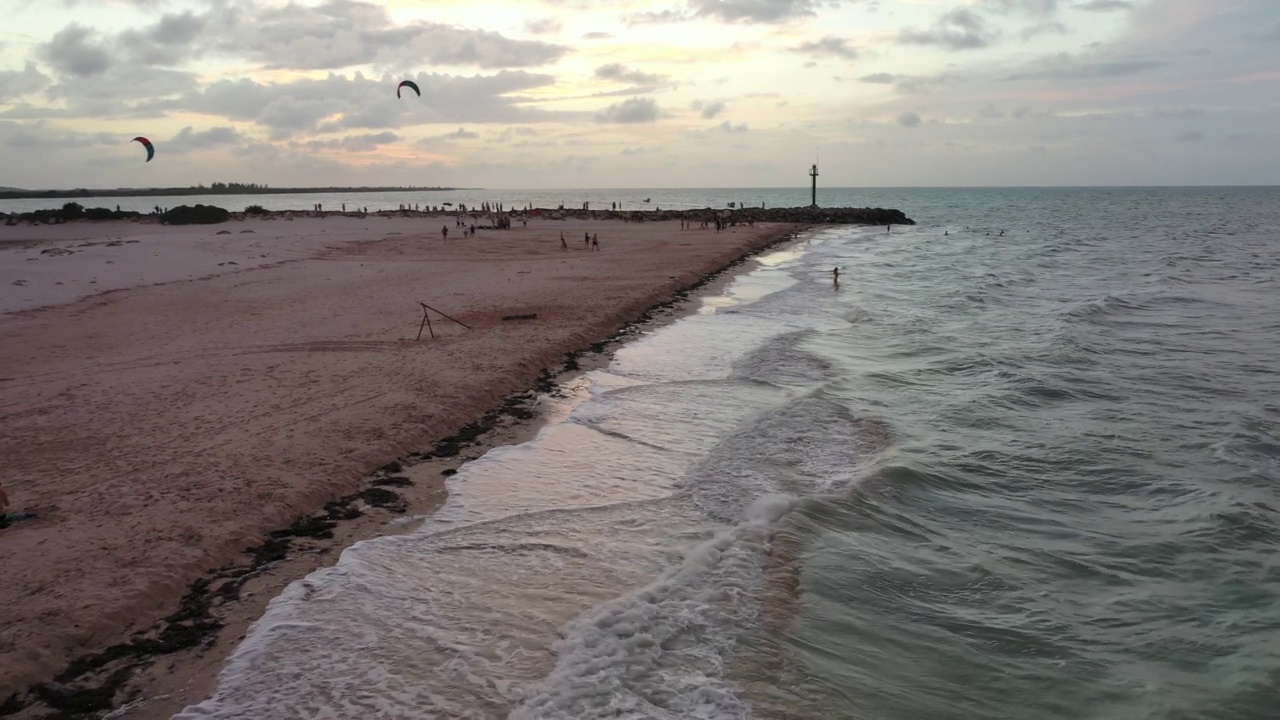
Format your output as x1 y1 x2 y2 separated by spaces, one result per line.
0 183 458 200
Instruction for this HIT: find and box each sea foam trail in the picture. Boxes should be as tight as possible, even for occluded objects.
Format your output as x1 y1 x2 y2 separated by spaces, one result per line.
509 495 797 720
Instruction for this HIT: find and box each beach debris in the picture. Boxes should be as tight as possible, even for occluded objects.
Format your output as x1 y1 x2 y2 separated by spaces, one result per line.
358 487 408 513
396 80 420 98
502 313 538 321
131 136 154 162
416 301 471 340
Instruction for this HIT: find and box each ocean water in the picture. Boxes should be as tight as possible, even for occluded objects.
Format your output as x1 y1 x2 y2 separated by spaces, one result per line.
0 186 1166 216
172 187 1280 719
7 187 896 215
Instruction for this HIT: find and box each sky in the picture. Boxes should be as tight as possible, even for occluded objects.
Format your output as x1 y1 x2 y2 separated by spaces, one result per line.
0 0 1277 189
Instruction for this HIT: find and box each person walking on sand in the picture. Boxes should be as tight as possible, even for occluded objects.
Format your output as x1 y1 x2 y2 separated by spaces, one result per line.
584 232 590 249
591 233 599 251
442 225 448 242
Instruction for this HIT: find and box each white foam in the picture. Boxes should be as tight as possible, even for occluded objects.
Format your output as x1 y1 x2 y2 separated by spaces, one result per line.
509 508 788 720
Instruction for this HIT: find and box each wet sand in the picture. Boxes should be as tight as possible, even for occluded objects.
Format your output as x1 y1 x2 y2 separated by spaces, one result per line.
0 213 810 715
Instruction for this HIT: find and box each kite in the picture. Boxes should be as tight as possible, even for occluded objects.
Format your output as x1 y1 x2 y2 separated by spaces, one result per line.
131 136 154 162
397 80 420 98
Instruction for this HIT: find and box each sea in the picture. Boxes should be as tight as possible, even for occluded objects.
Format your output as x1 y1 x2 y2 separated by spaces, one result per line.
60 186 1274 719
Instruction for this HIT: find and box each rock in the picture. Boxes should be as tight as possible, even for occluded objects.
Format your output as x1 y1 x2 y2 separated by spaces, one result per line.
160 204 231 226
518 205 914 225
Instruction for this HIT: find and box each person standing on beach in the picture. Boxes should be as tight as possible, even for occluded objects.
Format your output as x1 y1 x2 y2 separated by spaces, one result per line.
832 267 840 287
442 225 448 242
591 233 599 251
584 232 590 248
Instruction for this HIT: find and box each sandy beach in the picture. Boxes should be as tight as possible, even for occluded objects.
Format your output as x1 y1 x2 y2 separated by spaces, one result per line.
0 212 809 716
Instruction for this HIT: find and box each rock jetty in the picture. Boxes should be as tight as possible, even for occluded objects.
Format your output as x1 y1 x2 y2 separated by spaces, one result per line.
2 204 915 227
534 206 915 225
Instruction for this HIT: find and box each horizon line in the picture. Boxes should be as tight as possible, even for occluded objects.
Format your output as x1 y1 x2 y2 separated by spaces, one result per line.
2 184 1277 194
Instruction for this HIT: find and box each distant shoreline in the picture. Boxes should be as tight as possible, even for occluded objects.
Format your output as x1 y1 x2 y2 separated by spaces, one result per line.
0 186 461 200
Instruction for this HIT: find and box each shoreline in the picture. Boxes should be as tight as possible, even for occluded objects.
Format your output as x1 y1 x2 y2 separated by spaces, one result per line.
112 227 792 720
0 217 818 718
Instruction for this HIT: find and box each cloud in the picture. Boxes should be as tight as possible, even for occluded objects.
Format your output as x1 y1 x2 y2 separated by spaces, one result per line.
698 100 726 118
492 126 538 142
167 125 243 152
16 65 201 123
982 0 1058 16
441 127 479 140
897 73 964 94
595 63 667 85
627 9 690 25
978 103 1005 119
299 131 402 153
856 71 961 94
159 70 566 138
117 10 210 66
717 120 748 132
621 146 647 155
595 97 660 123
1250 22 1280 42
39 24 113 77
1003 54 1169 81
790 36 858 59
1022 21 1068 40
524 17 562 34
212 0 566 70
1073 0 1131 11
689 0 827 23
1176 130 1203 142
0 120 116 149
1151 107 1205 119
582 31 613 39
898 111 922 127
0 62 51 101
898 8 998 50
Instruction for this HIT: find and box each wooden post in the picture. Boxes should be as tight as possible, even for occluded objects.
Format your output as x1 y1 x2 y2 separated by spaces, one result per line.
416 301 470 340
417 304 434 340
420 302 471 329
809 163 819 208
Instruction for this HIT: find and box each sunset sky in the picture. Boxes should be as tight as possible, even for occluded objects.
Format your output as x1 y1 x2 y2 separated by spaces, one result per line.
1 0 1277 189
